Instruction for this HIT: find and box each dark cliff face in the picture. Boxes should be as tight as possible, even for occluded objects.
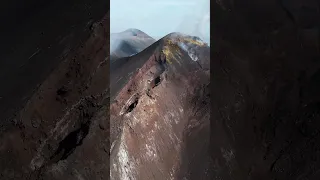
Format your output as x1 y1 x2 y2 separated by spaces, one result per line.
0 0 108 130
212 0 320 179
110 34 210 179
0 9 109 180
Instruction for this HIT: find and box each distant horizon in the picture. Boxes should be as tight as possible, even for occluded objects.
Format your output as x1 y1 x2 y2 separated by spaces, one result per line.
111 28 210 45
110 0 210 44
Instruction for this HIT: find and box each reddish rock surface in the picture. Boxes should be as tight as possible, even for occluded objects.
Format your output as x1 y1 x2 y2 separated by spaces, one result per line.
110 34 211 179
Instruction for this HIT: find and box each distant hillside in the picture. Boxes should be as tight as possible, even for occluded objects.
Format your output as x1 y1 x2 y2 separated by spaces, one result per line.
110 29 156 61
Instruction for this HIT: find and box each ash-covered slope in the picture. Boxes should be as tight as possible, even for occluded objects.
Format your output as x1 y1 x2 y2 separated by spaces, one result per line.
0 14 109 180
110 29 156 61
110 33 210 180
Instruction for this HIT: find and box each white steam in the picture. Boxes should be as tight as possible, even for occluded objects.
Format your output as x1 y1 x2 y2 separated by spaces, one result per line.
167 33 208 61
177 42 199 61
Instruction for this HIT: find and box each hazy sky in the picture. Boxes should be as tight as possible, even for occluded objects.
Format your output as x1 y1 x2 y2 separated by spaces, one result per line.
110 0 210 42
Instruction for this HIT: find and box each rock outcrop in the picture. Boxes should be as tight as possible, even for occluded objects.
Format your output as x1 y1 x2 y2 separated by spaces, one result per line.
110 33 210 180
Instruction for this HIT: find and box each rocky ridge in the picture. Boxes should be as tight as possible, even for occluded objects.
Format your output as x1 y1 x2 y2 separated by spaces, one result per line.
110 33 211 180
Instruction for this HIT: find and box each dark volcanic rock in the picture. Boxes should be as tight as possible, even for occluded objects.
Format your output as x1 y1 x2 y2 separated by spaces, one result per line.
211 0 320 179
110 33 210 179
0 0 108 130
0 13 109 180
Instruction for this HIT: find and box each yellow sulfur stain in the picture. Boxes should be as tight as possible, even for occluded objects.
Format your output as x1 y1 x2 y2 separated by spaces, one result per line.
161 36 204 65
184 38 206 46
162 40 182 65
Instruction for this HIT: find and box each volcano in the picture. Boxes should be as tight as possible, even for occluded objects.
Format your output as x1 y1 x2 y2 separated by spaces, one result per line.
110 32 210 180
110 29 156 61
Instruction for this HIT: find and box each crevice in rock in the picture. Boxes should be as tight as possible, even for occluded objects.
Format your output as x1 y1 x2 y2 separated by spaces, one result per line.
151 76 161 88
145 75 162 99
126 97 139 114
49 121 91 163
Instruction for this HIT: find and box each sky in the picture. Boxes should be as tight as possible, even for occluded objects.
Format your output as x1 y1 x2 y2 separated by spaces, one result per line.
110 0 210 43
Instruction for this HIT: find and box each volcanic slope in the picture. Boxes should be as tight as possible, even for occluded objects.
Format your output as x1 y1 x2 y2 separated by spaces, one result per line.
110 29 156 61
110 32 211 180
0 15 110 180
